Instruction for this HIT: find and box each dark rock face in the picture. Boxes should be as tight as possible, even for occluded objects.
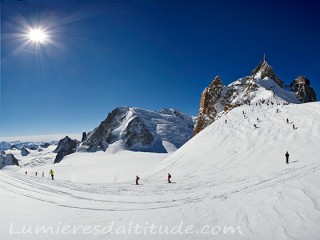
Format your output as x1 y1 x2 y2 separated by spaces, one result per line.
26 145 38 150
53 136 79 164
40 143 50 148
81 132 87 142
290 76 317 103
10 145 18 150
0 153 19 168
21 147 30 156
124 117 154 148
82 107 129 151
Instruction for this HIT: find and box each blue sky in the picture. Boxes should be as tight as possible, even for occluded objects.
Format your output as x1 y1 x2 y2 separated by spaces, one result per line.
0 0 319 139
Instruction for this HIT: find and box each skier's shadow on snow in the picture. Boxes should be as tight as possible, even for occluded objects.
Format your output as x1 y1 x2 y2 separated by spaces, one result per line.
291 160 299 164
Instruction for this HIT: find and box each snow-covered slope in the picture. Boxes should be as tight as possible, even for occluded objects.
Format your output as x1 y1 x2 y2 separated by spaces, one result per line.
145 101 320 238
149 102 320 181
0 101 319 240
81 107 195 153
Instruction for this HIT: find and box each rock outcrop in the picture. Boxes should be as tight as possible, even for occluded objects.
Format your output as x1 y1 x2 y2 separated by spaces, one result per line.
83 107 128 152
0 153 19 168
124 116 154 148
21 147 30 156
194 76 223 135
194 74 260 135
40 143 50 148
81 132 87 142
290 76 317 103
53 136 79 164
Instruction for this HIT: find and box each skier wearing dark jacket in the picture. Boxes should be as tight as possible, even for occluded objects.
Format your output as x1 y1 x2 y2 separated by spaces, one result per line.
285 151 289 164
168 173 172 183
136 175 140 185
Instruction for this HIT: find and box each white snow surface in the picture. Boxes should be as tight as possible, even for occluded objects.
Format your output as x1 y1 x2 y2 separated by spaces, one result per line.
0 99 319 239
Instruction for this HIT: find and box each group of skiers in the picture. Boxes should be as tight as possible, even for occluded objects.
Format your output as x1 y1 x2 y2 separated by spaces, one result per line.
25 169 173 184
25 169 54 180
239 100 295 165
135 173 172 185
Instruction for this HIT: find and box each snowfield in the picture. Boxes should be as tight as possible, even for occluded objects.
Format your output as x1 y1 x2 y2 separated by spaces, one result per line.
1 100 320 240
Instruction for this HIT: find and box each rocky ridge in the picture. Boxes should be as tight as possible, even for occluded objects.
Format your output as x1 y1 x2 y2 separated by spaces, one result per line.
194 55 317 135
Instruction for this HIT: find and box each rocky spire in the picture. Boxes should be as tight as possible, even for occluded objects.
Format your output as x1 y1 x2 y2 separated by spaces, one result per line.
193 76 224 135
251 54 283 88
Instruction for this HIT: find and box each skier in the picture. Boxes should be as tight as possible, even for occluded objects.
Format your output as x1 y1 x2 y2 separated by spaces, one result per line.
168 173 172 183
276 109 279 113
253 124 258 128
49 169 54 180
25 171 27 174
35 172 37 176
257 117 259 122
285 151 289 164
42 172 44 177
286 118 289 124
225 119 227 124
136 175 140 185
293 124 296 130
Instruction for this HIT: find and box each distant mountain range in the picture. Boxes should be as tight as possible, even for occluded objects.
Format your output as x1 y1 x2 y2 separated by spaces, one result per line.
53 107 195 163
0 141 57 152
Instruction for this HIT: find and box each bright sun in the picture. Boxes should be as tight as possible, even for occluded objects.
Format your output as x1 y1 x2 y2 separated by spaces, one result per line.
28 29 47 43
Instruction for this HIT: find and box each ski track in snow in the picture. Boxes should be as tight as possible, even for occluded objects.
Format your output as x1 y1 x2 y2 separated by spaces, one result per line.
0 158 319 212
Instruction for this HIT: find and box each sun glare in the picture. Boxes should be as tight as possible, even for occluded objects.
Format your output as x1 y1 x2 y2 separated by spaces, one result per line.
28 29 48 43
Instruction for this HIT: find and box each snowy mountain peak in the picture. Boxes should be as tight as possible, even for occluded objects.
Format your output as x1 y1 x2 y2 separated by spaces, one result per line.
251 54 283 87
194 55 317 135
80 107 195 153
